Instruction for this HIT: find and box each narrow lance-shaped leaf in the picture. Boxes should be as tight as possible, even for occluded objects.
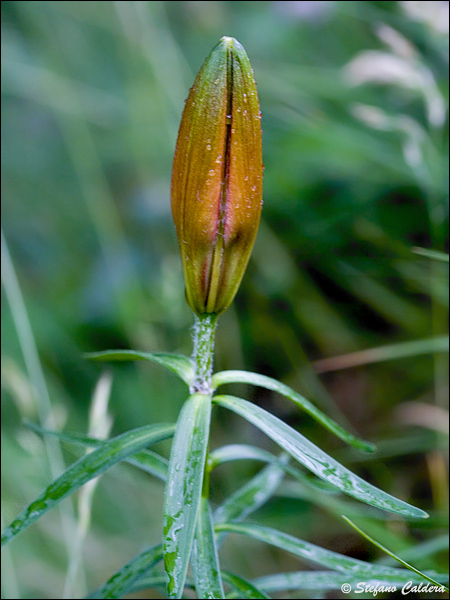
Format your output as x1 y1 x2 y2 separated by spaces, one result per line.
213 395 428 519
209 444 336 493
214 456 288 545
26 422 169 481
163 393 212 598
209 444 277 468
1 423 175 546
86 350 194 386
253 571 444 593
192 498 225 599
91 544 163 599
129 574 196 595
212 370 375 452
216 522 436 580
222 571 271 599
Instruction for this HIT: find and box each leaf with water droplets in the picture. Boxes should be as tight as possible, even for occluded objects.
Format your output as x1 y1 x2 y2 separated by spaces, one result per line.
192 498 224 599
91 544 163 599
211 370 375 452
25 422 169 482
213 395 428 519
163 393 212 598
1 423 175 546
253 570 447 593
86 350 194 386
216 522 436 581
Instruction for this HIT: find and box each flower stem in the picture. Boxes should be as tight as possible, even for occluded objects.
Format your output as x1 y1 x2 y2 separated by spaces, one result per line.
191 313 218 395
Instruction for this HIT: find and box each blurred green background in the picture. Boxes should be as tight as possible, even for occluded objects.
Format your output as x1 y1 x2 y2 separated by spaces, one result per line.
1 1 448 598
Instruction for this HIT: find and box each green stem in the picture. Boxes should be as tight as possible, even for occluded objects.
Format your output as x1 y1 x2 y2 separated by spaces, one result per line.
190 313 218 395
191 313 218 502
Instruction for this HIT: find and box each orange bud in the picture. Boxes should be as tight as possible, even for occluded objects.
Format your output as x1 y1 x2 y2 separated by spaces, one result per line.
171 36 263 315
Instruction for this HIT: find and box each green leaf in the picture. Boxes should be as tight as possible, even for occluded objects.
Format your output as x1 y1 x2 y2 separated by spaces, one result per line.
209 444 336 494
125 450 168 481
213 395 428 519
214 457 287 526
192 498 225 599
222 571 271 599
253 571 441 592
212 371 375 452
209 444 276 468
129 573 195 595
1 423 175 546
86 350 194 386
91 544 163 599
26 422 169 481
163 393 212 599
215 523 435 581
342 516 449 592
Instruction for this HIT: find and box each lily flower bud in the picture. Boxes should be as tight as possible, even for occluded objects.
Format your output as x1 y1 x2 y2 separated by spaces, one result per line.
171 36 263 315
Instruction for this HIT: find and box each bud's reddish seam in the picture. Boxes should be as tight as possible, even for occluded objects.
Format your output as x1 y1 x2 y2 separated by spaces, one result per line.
171 36 263 316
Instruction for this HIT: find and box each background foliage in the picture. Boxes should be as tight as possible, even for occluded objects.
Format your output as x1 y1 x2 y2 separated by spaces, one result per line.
1 1 448 598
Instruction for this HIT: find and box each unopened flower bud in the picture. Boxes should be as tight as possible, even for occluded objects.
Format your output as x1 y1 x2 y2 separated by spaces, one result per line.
171 36 263 315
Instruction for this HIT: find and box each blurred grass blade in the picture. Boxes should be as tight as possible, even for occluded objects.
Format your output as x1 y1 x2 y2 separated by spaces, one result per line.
342 516 449 592
2 229 81 585
413 247 450 262
212 371 375 452
0 515 19 600
215 523 440 581
314 336 449 373
91 544 163 599
163 393 212 599
214 457 288 531
64 372 113 600
86 350 194 386
222 571 271 599
192 498 224 599
26 422 169 481
1 423 175 546
378 534 449 565
213 395 428 519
